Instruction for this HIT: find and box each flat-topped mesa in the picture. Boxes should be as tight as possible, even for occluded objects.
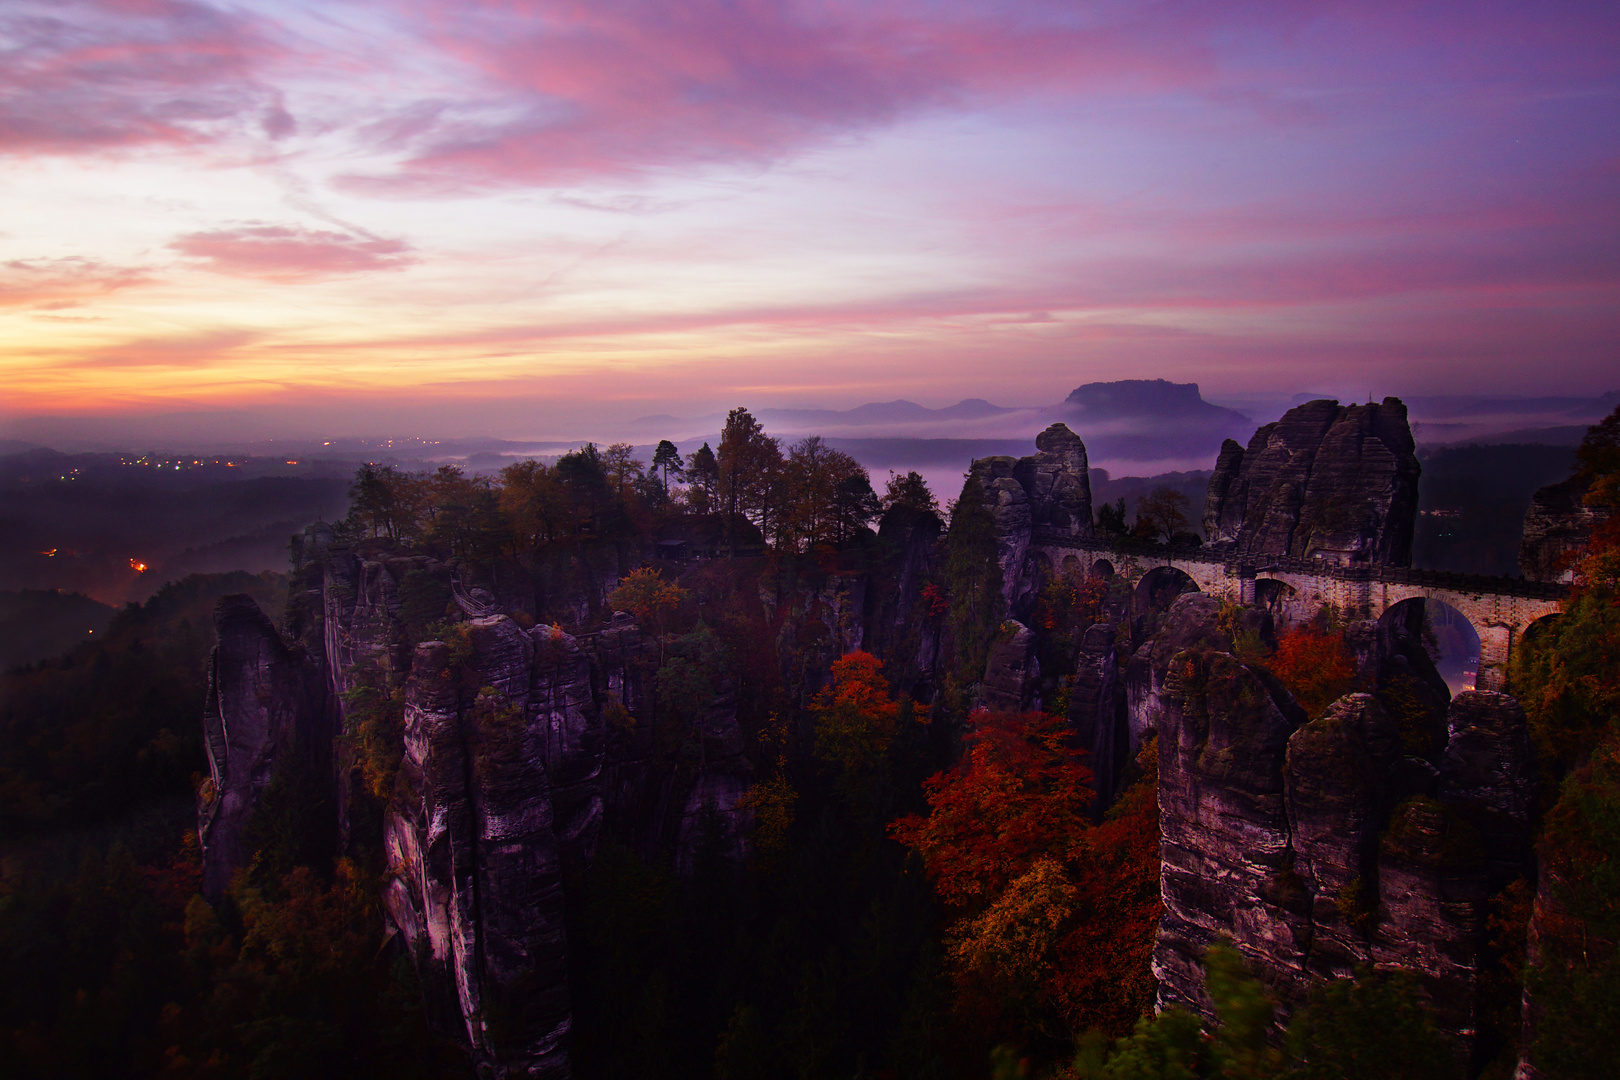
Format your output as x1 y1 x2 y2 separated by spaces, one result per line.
1203 398 1420 566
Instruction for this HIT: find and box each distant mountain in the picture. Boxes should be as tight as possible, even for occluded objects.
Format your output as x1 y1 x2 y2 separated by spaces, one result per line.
1052 379 1252 465
1062 379 1250 426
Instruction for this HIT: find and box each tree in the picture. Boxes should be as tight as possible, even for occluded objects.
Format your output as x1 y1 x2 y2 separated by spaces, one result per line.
603 442 645 501
557 443 610 536
892 709 1092 910
1507 407 1620 1080
652 440 684 489
609 566 687 659
813 651 901 780
884 470 938 515
349 464 400 539
833 472 881 545
686 442 718 513
499 459 567 546
1135 487 1190 544
1096 498 1128 537
717 409 782 553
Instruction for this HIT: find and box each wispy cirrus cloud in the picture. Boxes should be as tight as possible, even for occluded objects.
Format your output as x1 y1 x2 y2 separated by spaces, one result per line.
0 0 285 156
170 223 416 281
0 256 148 308
334 0 1218 193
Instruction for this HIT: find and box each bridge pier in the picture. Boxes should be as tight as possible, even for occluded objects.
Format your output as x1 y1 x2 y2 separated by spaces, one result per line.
1477 624 1513 693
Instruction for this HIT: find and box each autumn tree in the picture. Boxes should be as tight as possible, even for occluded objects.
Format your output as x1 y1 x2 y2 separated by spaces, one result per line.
1266 623 1360 717
499 458 568 546
717 409 783 553
609 566 688 662
892 710 1092 910
813 651 902 781
893 710 1161 1039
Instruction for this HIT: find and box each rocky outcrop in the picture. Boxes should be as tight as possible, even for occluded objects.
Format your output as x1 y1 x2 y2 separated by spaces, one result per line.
1154 646 1311 1017
1014 424 1094 538
1285 695 1400 981
384 617 571 1080
978 620 1038 711
965 423 1093 613
197 594 328 900
1149 598 1538 1059
967 455 1032 607
1519 475 1611 582
1202 398 1420 565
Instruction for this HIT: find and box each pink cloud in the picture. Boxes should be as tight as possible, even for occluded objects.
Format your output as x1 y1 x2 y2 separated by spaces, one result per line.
0 256 148 308
170 224 417 281
335 0 1219 193
0 0 278 155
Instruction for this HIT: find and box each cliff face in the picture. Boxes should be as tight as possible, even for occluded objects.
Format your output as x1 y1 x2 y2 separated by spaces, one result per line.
1519 475 1611 582
203 526 791 1078
384 618 571 1079
197 594 329 900
1202 398 1420 565
1145 595 1537 1059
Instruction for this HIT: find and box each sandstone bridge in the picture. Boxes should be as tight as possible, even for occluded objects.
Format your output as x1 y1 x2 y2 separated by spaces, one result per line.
1026 530 1569 692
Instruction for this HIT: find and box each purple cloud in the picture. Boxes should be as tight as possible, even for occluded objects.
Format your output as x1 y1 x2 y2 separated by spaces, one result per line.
0 0 283 155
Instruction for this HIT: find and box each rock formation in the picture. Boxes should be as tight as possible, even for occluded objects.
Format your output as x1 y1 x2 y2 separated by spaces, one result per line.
384 618 571 1079
197 594 329 900
1146 596 1537 1060
1519 475 1611 581
1014 423 1094 538
1202 398 1421 565
965 423 1093 611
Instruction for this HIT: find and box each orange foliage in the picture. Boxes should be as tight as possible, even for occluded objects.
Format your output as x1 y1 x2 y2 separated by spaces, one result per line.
813 651 903 776
891 710 1092 908
892 712 1162 1037
1267 623 1359 717
1047 749 1163 1033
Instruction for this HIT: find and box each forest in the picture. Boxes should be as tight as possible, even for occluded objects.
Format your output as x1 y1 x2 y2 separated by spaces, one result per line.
1 405 1617 1080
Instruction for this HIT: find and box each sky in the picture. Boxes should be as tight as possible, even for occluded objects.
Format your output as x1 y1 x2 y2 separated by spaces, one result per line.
2 0 1618 442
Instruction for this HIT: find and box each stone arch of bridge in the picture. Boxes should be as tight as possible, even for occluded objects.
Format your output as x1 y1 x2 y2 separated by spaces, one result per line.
1366 584 1561 693
1136 565 1201 615
1377 596 1483 697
